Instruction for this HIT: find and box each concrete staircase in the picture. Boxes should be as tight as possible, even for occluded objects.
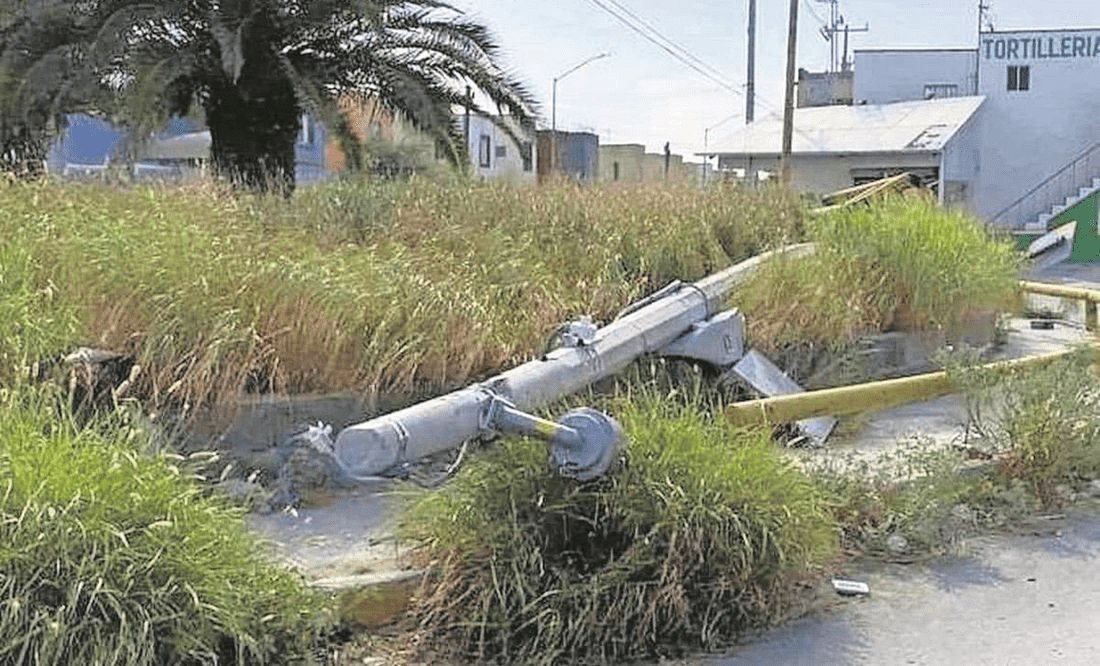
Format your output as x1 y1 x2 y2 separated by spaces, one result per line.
1029 177 1100 232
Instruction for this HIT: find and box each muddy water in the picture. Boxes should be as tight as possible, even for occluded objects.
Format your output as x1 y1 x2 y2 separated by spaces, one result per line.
690 509 1100 666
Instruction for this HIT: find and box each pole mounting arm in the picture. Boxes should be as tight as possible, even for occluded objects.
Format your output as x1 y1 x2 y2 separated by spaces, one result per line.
478 390 622 481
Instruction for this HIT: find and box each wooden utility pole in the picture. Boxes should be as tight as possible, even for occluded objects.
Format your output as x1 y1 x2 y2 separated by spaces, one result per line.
745 0 756 123
780 0 798 185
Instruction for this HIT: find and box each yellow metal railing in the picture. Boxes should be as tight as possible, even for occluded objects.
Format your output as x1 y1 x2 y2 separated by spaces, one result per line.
724 280 1100 428
1019 280 1100 331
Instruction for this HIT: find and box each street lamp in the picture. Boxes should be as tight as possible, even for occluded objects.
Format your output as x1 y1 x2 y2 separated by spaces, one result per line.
551 52 611 174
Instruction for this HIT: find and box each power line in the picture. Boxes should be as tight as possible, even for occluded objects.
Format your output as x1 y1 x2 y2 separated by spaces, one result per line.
580 0 829 152
601 0 734 89
582 0 742 96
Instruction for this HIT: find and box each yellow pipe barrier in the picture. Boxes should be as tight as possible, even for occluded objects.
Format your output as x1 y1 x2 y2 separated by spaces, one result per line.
724 349 1075 428
1019 280 1100 331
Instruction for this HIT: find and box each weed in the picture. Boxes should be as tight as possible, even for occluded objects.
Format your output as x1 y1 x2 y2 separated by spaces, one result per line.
400 396 834 665
950 347 1100 507
0 385 331 664
735 196 1020 365
0 179 806 410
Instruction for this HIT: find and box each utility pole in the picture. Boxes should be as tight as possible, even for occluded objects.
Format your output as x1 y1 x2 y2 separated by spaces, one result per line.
745 0 756 123
817 0 867 73
976 2 991 94
780 0 798 185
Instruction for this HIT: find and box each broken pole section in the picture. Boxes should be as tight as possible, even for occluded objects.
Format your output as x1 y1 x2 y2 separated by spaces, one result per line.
334 244 816 479
725 349 1076 427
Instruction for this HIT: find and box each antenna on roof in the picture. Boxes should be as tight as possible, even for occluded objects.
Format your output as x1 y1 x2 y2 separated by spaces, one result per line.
815 0 867 72
978 2 994 33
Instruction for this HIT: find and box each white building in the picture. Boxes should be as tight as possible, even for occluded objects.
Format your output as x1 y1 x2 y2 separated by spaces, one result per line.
465 114 537 184
853 48 977 104
708 26 1100 233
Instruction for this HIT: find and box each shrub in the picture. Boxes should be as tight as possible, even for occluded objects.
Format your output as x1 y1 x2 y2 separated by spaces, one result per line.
400 397 834 664
735 196 1020 357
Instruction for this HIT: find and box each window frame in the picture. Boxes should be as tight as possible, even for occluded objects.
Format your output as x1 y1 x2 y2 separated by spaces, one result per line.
1007 65 1030 92
478 135 492 168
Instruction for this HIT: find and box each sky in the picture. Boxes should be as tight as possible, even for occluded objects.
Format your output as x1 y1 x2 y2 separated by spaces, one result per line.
449 0 1095 160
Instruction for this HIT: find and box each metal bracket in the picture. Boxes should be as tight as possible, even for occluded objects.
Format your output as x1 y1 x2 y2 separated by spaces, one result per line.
477 389 622 481
729 349 837 448
659 309 745 369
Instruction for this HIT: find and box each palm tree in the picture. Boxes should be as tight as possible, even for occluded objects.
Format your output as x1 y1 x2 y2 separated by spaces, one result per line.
1 0 537 193
0 1 91 177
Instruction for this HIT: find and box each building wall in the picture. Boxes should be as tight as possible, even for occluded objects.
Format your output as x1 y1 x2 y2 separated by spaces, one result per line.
537 130 598 183
325 98 436 174
798 69 854 107
599 143 700 184
973 28 1100 223
940 102 984 211
466 115 536 184
717 152 941 196
599 143 646 182
790 153 941 195
49 112 328 183
853 49 977 104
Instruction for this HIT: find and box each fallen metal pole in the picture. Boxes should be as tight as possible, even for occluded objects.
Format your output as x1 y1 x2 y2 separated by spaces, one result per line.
725 349 1076 427
334 243 815 479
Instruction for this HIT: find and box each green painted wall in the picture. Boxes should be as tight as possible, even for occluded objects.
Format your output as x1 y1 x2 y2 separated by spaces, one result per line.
1046 190 1100 263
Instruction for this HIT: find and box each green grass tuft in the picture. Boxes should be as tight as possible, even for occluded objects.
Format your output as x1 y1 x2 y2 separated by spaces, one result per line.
0 387 329 665
400 397 834 664
735 196 1020 358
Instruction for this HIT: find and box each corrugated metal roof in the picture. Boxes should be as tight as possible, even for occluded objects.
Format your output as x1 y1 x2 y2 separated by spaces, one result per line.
706 95 984 157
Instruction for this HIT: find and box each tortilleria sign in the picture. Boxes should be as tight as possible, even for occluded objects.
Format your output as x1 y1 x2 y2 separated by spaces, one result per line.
983 31 1100 61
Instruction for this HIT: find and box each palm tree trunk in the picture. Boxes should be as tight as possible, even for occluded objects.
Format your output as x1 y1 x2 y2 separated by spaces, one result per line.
204 68 299 196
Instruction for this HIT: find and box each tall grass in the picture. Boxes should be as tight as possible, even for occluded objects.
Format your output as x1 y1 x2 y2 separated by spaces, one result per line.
400 396 834 664
0 387 328 664
735 196 1020 357
951 348 1100 507
0 241 79 388
0 179 806 409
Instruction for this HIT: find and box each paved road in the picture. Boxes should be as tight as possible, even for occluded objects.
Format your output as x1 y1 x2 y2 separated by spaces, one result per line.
700 509 1100 666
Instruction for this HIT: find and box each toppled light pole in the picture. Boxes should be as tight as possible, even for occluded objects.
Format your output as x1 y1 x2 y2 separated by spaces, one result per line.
332 244 815 481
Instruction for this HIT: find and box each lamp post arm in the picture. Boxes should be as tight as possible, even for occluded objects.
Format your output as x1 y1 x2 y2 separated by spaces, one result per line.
549 51 610 175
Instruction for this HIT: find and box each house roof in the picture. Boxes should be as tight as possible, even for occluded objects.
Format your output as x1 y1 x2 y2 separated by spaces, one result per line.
145 131 211 160
704 95 985 158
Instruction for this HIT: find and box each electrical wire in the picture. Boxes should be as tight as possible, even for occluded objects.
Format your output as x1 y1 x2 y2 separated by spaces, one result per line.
582 0 743 96
582 0 831 152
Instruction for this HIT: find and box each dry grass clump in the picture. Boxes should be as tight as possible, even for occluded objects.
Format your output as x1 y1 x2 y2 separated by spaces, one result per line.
399 397 834 665
0 178 805 409
735 197 1020 358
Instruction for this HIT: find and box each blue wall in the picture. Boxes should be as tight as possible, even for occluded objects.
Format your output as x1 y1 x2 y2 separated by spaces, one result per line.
49 113 330 184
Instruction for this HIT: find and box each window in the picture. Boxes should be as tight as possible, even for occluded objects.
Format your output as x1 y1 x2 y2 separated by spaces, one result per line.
520 142 533 172
612 162 620 181
1007 65 1030 91
298 114 314 146
495 145 507 159
923 83 958 99
478 135 491 167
